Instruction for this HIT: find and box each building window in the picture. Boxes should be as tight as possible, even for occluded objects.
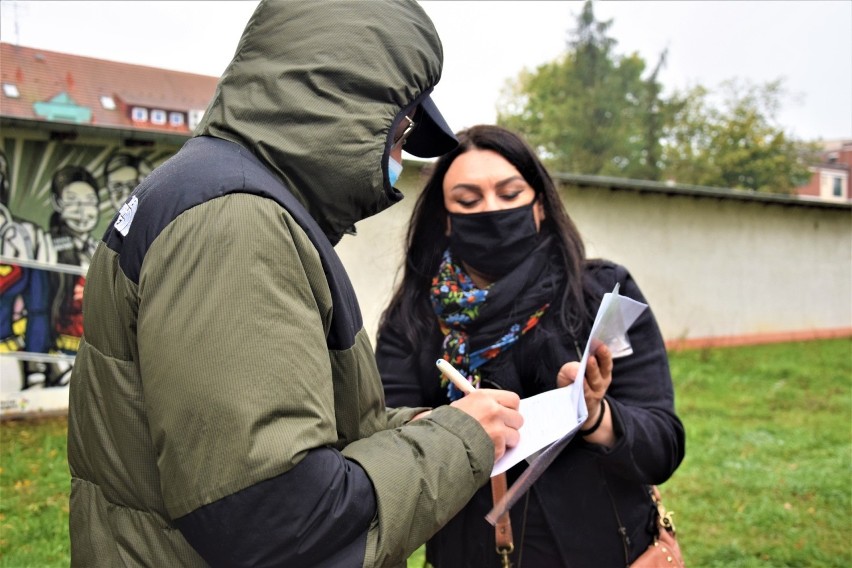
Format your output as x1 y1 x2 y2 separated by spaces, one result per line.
131 107 148 122
3 83 20 98
100 95 116 110
188 109 205 130
169 112 185 127
833 177 843 197
150 109 167 125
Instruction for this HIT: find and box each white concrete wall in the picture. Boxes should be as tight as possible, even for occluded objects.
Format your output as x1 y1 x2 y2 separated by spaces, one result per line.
564 186 852 342
337 167 852 346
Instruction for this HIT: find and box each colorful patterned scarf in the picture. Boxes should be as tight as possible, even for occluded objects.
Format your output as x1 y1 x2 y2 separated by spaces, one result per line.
430 248 551 401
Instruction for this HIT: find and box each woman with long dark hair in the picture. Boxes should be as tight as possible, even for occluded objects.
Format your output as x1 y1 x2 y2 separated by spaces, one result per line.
376 124 685 567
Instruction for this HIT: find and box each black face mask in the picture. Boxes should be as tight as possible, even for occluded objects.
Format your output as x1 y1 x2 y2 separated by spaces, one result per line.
448 203 541 280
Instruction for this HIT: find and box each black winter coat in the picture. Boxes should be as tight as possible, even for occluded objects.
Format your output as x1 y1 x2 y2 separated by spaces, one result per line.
376 260 686 567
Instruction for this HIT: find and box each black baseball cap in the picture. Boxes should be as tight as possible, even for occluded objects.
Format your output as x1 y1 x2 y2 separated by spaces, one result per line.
403 95 458 158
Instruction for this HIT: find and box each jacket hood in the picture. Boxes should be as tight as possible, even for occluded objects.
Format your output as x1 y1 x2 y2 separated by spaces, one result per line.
195 0 445 243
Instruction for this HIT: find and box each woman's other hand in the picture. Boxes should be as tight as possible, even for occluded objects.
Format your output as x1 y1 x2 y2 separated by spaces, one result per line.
556 343 616 447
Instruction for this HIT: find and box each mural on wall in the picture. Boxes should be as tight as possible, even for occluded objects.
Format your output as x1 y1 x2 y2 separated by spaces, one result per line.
0 137 171 416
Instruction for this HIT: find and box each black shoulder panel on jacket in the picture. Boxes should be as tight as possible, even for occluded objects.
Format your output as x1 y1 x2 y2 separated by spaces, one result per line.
102 136 362 349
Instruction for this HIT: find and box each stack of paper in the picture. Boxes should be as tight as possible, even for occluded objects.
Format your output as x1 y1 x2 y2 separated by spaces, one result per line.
486 284 647 523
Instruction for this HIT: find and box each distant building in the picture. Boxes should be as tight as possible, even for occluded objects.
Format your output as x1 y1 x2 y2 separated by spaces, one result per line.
1 42 217 139
796 139 852 201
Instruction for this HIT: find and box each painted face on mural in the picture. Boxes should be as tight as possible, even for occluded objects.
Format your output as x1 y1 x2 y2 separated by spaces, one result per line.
57 181 99 235
107 164 146 211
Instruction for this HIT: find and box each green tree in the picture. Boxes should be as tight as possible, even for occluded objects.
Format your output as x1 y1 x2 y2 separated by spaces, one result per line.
498 1 819 194
663 79 820 193
497 0 671 179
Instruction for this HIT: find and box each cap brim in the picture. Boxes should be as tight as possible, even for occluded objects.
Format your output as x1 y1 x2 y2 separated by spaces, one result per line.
403 96 458 158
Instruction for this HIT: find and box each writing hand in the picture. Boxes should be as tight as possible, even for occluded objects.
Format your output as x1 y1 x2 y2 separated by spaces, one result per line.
451 389 523 461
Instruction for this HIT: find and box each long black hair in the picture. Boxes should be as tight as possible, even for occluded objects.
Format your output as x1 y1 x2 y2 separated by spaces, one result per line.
378 124 589 347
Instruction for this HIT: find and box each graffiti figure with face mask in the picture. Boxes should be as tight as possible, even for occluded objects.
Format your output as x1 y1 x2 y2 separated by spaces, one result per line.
48 165 99 367
103 151 152 212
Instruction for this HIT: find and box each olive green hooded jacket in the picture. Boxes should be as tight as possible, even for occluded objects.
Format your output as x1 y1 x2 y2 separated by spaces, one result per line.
67 1 493 566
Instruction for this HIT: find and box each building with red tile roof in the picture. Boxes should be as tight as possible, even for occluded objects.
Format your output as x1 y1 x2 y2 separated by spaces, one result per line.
1 41 218 143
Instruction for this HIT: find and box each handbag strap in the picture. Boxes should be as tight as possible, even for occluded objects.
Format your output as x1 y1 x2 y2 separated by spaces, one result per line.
491 472 514 567
600 469 632 568
650 485 677 536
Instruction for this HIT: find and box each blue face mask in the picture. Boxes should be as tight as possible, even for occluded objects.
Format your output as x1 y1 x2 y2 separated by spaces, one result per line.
388 157 403 186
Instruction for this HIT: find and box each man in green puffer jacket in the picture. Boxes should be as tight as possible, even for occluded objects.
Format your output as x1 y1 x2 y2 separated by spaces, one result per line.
66 1 523 566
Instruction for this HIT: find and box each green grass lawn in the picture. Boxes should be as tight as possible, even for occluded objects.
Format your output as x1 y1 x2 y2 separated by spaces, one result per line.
662 338 851 567
1 338 850 567
0 415 68 566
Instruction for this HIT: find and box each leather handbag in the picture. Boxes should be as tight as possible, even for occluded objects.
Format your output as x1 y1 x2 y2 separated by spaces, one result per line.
630 486 685 567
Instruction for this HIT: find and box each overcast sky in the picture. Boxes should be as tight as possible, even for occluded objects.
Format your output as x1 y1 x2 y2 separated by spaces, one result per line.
1 0 850 142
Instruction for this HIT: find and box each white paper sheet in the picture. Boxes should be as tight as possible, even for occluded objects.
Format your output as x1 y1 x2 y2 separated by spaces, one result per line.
490 284 647 476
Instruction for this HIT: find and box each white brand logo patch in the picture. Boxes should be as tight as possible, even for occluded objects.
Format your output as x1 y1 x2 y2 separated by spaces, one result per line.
114 195 138 237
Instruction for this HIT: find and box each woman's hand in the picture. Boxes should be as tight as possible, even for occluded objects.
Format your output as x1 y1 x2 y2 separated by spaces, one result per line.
556 342 615 446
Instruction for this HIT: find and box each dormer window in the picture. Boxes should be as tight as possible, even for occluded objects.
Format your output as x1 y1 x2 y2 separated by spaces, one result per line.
3 83 20 98
150 109 167 125
168 111 184 127
100 95 116 110
131 107 148 122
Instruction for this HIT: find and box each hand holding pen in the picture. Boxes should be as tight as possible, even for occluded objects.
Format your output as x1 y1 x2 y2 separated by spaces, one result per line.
436 359 523 461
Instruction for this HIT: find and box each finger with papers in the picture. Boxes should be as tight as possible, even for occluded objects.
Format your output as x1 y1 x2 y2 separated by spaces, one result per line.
557 342 615 445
